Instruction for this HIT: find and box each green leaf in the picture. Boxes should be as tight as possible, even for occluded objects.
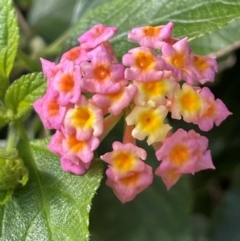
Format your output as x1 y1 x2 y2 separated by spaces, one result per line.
190 19 240 55
0 138 102 241
29 0 109 42
0 0 19 99
28 0 111 43
65 0 240 58
70 0 112 25
28 0 78 43
4 72 46 120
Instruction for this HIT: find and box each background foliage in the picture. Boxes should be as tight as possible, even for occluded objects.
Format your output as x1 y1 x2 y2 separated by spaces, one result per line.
0 0 240 240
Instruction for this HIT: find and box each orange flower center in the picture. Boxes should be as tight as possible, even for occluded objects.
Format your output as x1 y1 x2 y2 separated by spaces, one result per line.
113 152 135 171
93 64 110 82
108 88 124 101
193 55 209 73
139 110 162 132
180 91 201 112
135 51 155 71
59 73 74 93
120 173 140 187
170 53 186 68
141 79 166 97
203 101 215 117
47 99 59 116
143 26 160 37
67 134 86 153
92 26 104 37
170 144 189 166
166 169 181 180
66 48 80 61
72 108 91 127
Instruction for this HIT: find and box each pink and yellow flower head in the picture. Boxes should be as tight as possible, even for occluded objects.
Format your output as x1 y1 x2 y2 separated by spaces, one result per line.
162 38 195 84
51 65 82 106
128 22 173 49
60 46 88 68
170 83 208 123
155 128 215 175
62 131 100 165
48 128 100 175
187 130 215 173
126 104 171 145
92 83 137 115
123 47 166 82
48 129 100 175
59 135 99 175
80 44 124 94
34 22 231 203
191 54 218 84
33 90 67 130
101 141 147 174
196 87 232 131
106 164 153 203
64 95 103 141
133 77 177 107
78 24 117 50
101 141 153 203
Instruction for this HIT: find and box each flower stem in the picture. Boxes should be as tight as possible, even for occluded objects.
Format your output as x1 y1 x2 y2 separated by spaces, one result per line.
99 113 123 142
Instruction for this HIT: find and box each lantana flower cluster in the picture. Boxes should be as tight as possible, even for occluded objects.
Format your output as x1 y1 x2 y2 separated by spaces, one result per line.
34 23 231 203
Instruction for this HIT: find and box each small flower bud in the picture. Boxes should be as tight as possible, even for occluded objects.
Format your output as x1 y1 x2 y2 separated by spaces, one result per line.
0 157 28 191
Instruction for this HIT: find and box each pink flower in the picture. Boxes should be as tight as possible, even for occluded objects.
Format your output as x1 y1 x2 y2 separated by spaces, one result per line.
123 47 166 82
92 84 137 115
101 141 147 174
78 24 117 50
155 128 214 175
60 46 88 68
170 83 208 123
61 156 90 175
48 130 64 156
128 22 173 49
33 90 67 130
62 131 99 164
106 165 153 203
40 58 61 86
81 44 124 94
49 129 99 175
50 65 82 106
187 130 215 172
191 54 218 84
155 166 181 190
101 141 153 203
101 41 118 63
133 77 177 107
64 96 103 141
126 104 171 145
196 87 232 131
162 38 195 84
155 129 215 189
